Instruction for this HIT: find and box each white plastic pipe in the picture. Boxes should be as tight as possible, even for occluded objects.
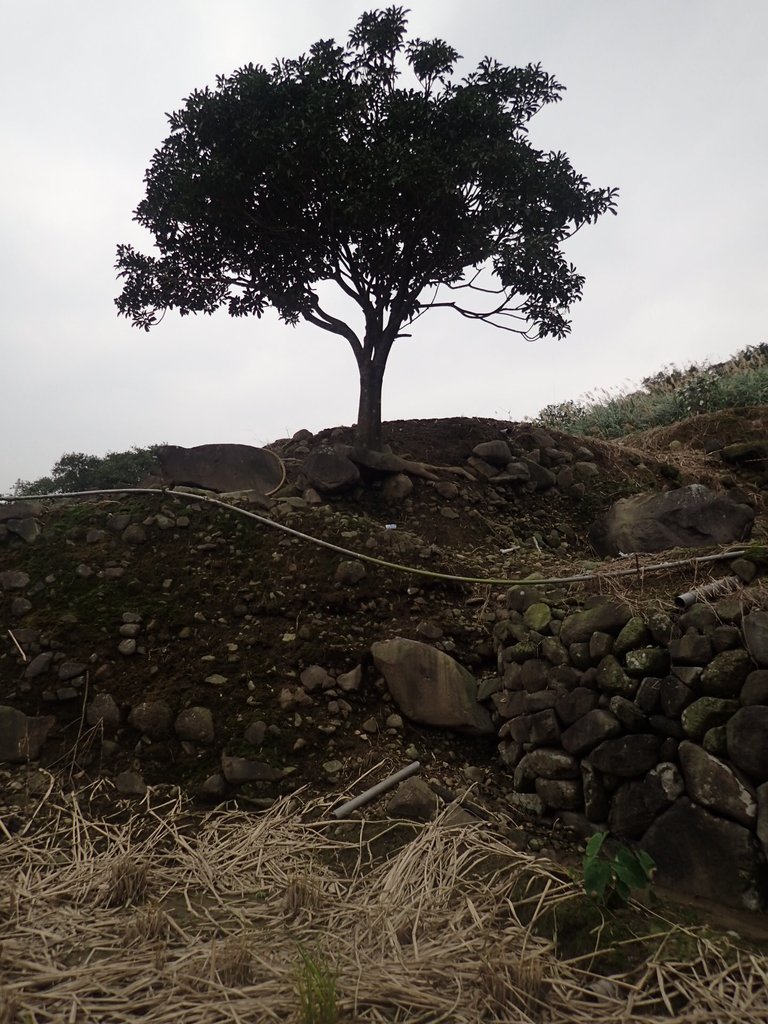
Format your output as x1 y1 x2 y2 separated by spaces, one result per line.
675 575 741 608
331 761 421 818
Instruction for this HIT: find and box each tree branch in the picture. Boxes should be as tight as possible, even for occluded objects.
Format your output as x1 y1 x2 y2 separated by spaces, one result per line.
302 301 364 361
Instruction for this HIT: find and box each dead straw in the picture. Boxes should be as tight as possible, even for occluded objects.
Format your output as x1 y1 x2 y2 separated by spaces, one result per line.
0 780 765 1023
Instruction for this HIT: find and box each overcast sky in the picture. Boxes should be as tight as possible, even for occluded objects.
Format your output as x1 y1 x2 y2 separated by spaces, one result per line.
1 1 766 491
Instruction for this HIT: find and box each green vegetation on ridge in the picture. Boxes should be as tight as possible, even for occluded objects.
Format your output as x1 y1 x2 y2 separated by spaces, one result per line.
534 342 768 438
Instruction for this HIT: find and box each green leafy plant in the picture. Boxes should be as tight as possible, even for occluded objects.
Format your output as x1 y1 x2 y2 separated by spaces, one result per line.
582 832 655 906
296 946 337 1024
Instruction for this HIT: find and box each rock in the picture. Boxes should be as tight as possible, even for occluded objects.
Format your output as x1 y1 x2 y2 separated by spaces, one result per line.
588 734 663 777
726 706 768 782
514 749 580 789
682 697 740 739
635 677 661 713
302 451 361 494
200 774 228 798
205 674 229 687
0 706 55 762
660 676 693 717
678 605 716 632
589 485 754 556
86 693 122 730
520 659 549 691
244 720 267 747
322 759 343 777
372 638 494 735
381 472 413 502
115 771 147 797
472 440 513 466
731 558 757 584
560 603 632 647
523 603 551 630
561 710 622 755
416 620 443 641
609 773 677 840
625 648 669 678
387 777 438 821
741 671 768 706
6 518 42 543
11 598 32 617
0 500 43 521
669 634 713 665
758 783 768 859
743 612 768 667
127 701 173 740
519 458 556 491
221 756 283 783
335 560 366 585
24 652 54 679
535 778 583 810
700 649 752 697
507 709 561 747
555 687 599 726
156 443 283 494
608 696 648 732
337 665 363 692
58 660 87 681
589 632 614 660
118 639 137 656
595 655 637 697
467 456 500 478
679 740 756 826
642 798 767 911
614 617 649 657
175 707 215 744
0 570 30 590
582 763 609 822
122 524 146 545
702 725 728 756
300 665 334 692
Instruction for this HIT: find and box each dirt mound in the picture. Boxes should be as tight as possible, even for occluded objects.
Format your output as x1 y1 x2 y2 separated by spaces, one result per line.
1 415 765 825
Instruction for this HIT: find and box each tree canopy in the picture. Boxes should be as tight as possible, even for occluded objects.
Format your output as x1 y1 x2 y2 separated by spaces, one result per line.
116 6 617 449
13 446 164 496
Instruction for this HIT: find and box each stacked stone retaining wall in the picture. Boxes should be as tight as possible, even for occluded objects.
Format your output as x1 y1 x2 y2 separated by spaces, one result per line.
492 586 768 911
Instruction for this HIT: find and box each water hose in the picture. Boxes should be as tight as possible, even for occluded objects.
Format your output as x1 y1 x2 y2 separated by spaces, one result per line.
0 487 748 589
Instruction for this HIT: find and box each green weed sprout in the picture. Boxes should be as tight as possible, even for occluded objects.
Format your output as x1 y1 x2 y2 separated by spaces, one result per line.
296 946 337 1024
583 832 656 905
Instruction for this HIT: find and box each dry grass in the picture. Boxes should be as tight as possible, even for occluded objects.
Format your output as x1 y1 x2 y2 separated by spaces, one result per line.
0 779 766 1023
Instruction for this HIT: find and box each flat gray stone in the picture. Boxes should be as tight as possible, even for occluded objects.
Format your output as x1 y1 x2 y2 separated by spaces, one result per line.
157 443 284 494
372 638 494 735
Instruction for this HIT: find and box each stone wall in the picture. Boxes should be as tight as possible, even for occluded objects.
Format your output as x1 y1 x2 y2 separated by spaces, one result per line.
490 585 768 911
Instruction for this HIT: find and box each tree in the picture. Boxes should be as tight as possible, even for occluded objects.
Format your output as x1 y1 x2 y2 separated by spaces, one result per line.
13 446 164 495
116 7 617 450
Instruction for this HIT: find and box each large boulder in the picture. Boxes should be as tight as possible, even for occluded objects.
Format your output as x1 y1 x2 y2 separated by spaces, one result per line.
371 638 494 735
302 451 360 494
589 484 754 555
156 444 284 494
642 797 768 911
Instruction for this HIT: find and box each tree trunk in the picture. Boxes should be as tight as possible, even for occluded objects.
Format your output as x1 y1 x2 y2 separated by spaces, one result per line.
356 360 385 450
